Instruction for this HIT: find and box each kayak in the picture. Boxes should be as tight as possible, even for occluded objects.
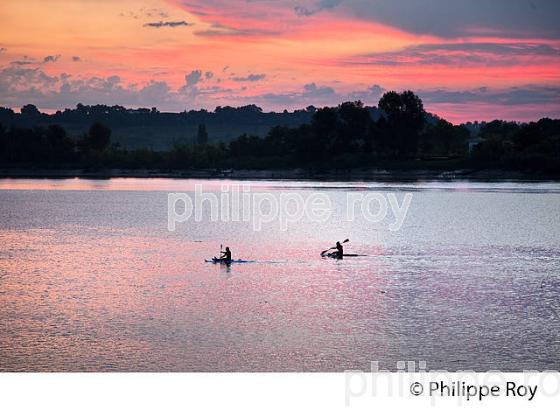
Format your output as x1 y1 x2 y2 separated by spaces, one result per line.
205 258 252 264
322 253 362 258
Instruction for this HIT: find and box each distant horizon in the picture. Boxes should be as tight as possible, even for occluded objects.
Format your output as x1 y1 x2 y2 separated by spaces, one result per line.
1 1 559 123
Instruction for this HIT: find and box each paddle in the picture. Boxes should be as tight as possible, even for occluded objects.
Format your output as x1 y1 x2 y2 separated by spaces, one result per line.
211 244 223 261
321 238 349 256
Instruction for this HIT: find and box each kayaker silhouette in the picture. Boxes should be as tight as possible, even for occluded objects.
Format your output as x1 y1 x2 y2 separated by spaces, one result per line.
335 241 344 259
321 239 349 258
220 246 232 262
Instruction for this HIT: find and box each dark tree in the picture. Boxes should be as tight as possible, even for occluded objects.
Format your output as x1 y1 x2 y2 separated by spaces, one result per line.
265 126 295 157
378 90 426 158
310 106 339 158
228 134 263 157
21 104 41 117
46 124 67 146
479 120 520 140
87 122 111 151
336 101 370 153
197 123 209 145
421 119 469 156
0 123 6 158
45 124 75 162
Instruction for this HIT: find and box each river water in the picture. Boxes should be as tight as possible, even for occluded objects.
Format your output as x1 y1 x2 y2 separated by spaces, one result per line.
0 178 559 371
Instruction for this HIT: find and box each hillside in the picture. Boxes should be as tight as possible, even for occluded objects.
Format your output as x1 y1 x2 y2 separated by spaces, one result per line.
0 104 338 150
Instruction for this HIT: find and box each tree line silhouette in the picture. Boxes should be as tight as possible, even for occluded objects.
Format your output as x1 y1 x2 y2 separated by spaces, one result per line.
1 91 559 175
0 102 322 150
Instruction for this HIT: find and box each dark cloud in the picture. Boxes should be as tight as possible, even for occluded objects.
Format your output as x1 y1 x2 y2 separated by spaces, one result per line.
419 85 560 106
144 8 169 18
348 84 386 101
10 60 35 66
346 42 560 67
303 82 335 97
10 55 36 66
247 82 342 107
195 28 267 37
194 23 278 37
178 69 234 99
0 68 341 111
231 73 266 82
0 47 6 53
185 70 203 87
294 6 313 16
143 20 192 28
295 0 344 16
43 55 61 63
331 0 560 38
122 8 170 20
0 66 235 111
0 67 65 94
72 56 81 62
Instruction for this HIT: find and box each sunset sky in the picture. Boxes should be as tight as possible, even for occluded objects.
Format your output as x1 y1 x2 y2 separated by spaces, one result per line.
1 0 559 122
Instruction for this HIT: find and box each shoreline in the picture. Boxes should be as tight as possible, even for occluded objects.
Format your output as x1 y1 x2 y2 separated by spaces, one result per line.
0 167 557 182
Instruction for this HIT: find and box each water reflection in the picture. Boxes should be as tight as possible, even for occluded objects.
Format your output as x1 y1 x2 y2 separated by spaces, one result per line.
2 177 560 193
0 179 559 371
